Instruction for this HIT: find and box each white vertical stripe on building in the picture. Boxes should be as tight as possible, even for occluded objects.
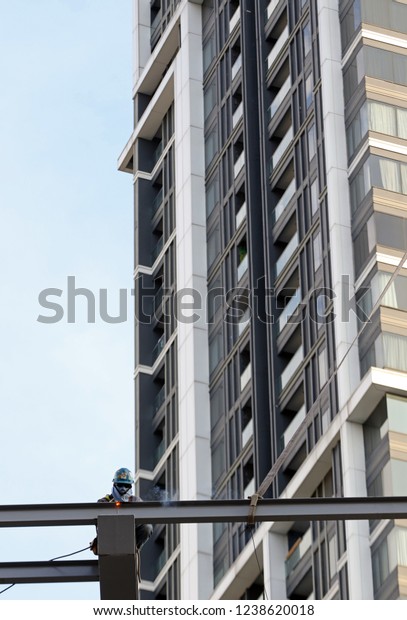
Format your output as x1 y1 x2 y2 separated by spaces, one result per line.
318 0 372 600
340 421 374 598
174 0 213 600
133 0 151 86
263 531 288 600
317 0 360 410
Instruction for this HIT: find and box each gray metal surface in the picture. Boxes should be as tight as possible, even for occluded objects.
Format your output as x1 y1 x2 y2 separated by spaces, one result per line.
98 515 138 600
1 497 407 527
0 560 98 584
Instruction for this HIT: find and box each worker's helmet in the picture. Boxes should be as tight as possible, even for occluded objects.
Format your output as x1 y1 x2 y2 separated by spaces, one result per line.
113 467 134 485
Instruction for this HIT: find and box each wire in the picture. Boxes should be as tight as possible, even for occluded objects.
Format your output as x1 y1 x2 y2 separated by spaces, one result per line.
0 544 92 597
49 545 91 562
248 526 269 600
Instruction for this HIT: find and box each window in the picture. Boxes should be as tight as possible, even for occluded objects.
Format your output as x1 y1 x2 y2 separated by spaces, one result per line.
363 399 388 458
375 212 407 251
209 327 223 374
364 46 407 88
362 332 407 376
347 100 407 159
372 537 390 593
303 22 311 58
207 272 223 322
383 332 407 373
350 158 370 212
206 175 219 218
328 534 338 580
213 521 227 545
350 155 407 213
346 102 368 159
391 459 407 495
318 347 328 388
369 101 407 139
305 73 313 109
363 0 407 37
310 179 318 216
387 395 407 435
203 32 216 74
210 381 224 430
211 437 225 484
308 123 316 162
343 49 364 104
357 270 407 319
205 126 218 168
340 0 361 52
313 231 322 272
370 155 407 195
204 79 217 120
207 222 221 268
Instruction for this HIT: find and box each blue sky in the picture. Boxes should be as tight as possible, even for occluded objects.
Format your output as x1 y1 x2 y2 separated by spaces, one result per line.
0 0 134 599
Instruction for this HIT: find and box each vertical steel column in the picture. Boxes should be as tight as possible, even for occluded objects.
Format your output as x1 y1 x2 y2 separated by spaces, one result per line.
97 515 139 600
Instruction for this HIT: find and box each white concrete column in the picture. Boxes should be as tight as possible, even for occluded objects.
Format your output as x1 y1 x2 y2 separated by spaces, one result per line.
174 1 213 599
340 421 374 599
317 0 360 409
133 0 152 86
263 531 288 600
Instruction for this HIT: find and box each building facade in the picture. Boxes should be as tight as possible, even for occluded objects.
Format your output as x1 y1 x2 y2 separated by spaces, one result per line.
119 0 407 600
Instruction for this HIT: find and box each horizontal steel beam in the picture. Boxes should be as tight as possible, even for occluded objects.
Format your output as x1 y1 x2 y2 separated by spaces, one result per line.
0 560 99 584
0 497 407 528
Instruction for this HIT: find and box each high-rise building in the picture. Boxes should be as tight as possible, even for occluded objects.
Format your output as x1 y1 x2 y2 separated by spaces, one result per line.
119 0 407 601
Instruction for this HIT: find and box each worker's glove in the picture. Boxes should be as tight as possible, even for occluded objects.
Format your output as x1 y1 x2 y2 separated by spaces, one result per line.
90 537 98 555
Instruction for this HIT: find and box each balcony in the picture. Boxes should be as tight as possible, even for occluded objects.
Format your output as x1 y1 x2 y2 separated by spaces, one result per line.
269 76 291 120
237 253 248 281
235 201 246 229
281 404 306 450
240 362 251 392
242 418 254 446
276 231 298 277
273 178 295 224
272 126 293 169
285 528 312 576
231 54 242 80
232 101 243 128
152 188 164 216
278 287 301 332
281 346 303 391
229 6 240 33
267 25 289 71
153 384 165 414
152 333 166 364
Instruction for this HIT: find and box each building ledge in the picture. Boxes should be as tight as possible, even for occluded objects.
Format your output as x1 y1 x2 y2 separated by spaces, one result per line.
135 11 180 98
118 70 175 173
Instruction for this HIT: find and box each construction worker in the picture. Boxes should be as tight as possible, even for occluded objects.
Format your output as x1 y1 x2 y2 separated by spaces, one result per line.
91 467 153 554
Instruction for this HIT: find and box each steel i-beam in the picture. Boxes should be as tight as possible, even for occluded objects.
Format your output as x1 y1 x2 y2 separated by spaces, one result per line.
0 497 407 528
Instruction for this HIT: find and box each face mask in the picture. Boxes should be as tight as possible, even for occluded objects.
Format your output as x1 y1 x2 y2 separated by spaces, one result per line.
115 484 132 497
